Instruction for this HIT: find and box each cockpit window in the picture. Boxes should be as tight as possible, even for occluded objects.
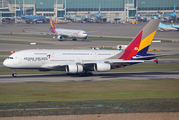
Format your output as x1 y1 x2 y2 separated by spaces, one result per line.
7 57 13 59
83 32 86 34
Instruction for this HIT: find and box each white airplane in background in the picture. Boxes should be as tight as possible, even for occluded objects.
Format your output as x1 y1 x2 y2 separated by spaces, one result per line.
23 20 101 41
4 19 161 77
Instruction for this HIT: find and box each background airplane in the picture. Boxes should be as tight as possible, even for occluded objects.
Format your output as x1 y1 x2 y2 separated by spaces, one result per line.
20 8 49 24
84 5 107 23
164 4 176 17
23 20 101 41
4 19 162 77
162 4 177 23
91 5 101 18
154 16 178 31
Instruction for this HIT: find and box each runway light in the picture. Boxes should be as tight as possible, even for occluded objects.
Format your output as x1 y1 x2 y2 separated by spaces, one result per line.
30 43 36 45
152 40 161 42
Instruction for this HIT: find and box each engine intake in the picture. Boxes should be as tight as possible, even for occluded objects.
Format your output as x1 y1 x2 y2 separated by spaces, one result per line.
66 64 83 74
94 63 111 72
57 35 62 40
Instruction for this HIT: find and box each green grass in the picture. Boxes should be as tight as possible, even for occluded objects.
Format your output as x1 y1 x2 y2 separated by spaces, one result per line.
0 67 65 75
0 40 51 45
110 62 179 72
0 33 133 41
0 33 54 38
0 63 179 75
0 51 11 55
158 55 179 58
0 79 178 103
0 33 174 42
88 37 133 41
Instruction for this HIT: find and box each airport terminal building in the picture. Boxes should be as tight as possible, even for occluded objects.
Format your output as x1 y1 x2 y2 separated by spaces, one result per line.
0 0 179 21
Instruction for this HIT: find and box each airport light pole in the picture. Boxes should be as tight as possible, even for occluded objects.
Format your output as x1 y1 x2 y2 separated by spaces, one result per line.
56 0 57 20
2 0 3 8
15 0 16 23
65 0 66 21
23 0 24 15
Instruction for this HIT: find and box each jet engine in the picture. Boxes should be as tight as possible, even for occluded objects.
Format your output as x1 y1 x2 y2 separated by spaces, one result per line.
94 63 111 72
66 64 83 74
57 35 62 40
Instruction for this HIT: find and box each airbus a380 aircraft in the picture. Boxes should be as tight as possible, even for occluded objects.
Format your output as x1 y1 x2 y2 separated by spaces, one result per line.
4 19 161 77
23 20 101 41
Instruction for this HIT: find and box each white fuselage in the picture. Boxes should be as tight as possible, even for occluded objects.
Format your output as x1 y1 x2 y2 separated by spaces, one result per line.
55 29 87 38
158 27 177 31
3 49 121 69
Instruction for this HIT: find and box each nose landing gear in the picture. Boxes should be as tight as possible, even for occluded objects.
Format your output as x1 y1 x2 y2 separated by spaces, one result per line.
12 69 17 77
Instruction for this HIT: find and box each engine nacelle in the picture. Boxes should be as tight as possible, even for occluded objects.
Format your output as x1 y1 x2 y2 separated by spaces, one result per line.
66 64 83 74
57 35 62 40
94 63 111 72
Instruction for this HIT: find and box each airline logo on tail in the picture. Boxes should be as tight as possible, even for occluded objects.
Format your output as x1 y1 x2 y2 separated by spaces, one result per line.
50 20 56 33
119 31 143 60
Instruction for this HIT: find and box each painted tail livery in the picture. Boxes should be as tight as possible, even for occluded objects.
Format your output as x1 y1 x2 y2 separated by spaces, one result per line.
120 19 160 61
50 20 56 33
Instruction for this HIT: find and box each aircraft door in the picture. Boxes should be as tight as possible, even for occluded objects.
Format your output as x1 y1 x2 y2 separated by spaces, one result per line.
13 56 18 65
18 58 22 64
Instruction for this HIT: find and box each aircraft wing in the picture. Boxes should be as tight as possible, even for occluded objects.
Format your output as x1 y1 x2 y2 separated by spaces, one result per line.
86 29 101 34
41 59 144 70
22 29 57 35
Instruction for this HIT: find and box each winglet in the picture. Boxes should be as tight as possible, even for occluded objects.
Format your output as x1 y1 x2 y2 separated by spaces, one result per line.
154 59 159 64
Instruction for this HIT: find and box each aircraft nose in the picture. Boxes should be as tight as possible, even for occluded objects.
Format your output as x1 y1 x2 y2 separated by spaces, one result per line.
3 59 11 67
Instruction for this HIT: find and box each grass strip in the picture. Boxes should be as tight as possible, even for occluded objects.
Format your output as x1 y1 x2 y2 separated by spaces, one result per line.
0 79 178 103
0 33 54 38
1 34 173 42
0 51 11 55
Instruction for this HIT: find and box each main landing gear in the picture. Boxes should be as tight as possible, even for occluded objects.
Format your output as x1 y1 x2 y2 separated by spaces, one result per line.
72 38 77 41
12 69 17 77
67 71 93 76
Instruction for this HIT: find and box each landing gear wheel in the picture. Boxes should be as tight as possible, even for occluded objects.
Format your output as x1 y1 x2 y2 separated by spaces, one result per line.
80 72 93 76
12 73 17 77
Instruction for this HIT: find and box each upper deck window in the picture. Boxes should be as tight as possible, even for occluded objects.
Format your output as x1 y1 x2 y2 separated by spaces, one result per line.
7 57 13 59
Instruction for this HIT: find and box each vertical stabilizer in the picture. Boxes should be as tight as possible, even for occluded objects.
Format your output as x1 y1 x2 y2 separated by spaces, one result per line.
20 7 24 16
119 19 160 60
173 4 176 16
98 5 101 16
137 19 160 55
50 20 56 33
